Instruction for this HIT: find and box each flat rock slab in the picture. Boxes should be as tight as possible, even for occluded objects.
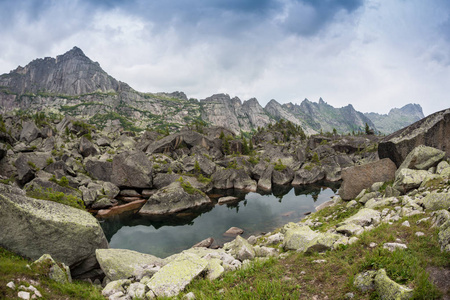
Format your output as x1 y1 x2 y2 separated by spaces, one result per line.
338 208 381 227
146 252 208 298
218 196 239 205
339 158 397 200
96 199 146 218
96 249 165 281
224 227 244 236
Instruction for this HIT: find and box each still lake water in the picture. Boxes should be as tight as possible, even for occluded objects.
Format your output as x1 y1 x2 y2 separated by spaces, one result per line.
100 182 339 258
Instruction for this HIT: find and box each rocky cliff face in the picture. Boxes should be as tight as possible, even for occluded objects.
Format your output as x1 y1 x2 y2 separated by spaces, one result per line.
365 104 425 134
0 47 424 135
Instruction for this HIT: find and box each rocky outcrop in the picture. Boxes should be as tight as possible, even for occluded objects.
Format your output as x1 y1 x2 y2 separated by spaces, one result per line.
0 184 108 278
212 168 257 191
379 108 450 167
339 158 397 200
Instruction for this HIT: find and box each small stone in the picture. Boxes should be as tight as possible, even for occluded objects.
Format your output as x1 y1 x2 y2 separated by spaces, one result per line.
369 242 377 248
383 243 408 252
416 217 430 225
18 291 30 300
345 292 355 299
247 235 257 245
300 271 306 275
401 221 410 227
312 259 327 263
6 281 15 290
415 232 425 237
182 292 196 300
349 237 359 244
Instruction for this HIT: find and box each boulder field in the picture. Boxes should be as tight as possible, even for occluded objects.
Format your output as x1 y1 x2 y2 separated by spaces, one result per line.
0 109 449 298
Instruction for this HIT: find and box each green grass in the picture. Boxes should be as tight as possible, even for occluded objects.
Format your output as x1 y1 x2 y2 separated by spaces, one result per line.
26 187 85 210
0 248 104 300
175 212 448 300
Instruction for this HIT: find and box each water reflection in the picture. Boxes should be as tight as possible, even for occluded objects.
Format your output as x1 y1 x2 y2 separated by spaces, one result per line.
100 181 340 258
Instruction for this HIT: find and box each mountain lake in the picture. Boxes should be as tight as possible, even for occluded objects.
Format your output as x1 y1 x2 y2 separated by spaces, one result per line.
100 182 340 258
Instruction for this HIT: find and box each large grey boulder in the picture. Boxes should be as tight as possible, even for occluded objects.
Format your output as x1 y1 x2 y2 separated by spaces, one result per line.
0 184 108 278
146 252 208 298
257 164 273 191
339 158 396 200
20 121 42 143
96 249 165 281
139 180 212 216
396 145 445 176
182 155 216 176
272 166 294 185
212 168 257 191
78 136 98 157
292 165 325 185
146 130 215 154
111 151 153 188
379 108 450 167
85 158 112 182
15 152 52 184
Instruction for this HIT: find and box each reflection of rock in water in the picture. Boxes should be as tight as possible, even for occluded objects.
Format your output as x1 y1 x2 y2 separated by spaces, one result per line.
293 180 341 197
100 204 215 241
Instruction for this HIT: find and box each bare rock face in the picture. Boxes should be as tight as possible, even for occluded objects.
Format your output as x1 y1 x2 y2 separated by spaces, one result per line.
339 158 397 200
379 108 450 167
0 47 121 96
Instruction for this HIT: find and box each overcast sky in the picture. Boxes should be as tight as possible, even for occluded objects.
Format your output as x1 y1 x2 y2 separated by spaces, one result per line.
0 0 449 116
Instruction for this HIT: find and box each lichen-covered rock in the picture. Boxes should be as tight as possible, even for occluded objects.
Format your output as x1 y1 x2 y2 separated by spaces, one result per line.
393 168 430 194
102 279 131 298
339 158 397 200
438 220 450 252
283 225 320 251
354 270 377 291
20 121 42 143
395 145 446 176
374 269 413 299
127 282 148 299
111 151 153 188
338 208 381 227
431 210 450 227
336 223 364 236
0 184 108 278
223 235 256 262
421 192 450 211
96 249 165 281
358 192 378 204
139 181 212 216
305 233 342 253
32 254 72 284
365 197 397 209
146 252 208 298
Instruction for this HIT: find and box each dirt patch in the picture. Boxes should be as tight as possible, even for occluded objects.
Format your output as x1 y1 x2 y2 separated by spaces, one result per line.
427 266 450 300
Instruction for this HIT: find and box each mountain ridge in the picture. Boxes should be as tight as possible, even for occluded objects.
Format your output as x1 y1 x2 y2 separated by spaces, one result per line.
0 47 424 134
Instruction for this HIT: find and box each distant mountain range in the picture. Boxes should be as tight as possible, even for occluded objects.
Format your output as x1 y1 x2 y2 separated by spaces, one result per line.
0 47 424 134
